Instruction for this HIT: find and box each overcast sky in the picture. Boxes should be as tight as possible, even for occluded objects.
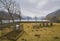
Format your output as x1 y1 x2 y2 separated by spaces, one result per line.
17 0 60 17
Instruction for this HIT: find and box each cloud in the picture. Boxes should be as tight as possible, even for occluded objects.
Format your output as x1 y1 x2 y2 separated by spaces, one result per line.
40 0 60 10
27 0 37 3
17 0 60 17
36 0 48 9
21 9 35 17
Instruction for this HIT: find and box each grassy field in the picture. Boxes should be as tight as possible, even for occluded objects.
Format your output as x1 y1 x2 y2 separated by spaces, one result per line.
17 23 60 41
0 23 60 41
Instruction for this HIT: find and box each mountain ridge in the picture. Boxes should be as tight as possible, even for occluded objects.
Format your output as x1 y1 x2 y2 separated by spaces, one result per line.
45 9 60 22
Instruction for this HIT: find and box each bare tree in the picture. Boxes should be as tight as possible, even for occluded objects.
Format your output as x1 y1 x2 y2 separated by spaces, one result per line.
0 0 19 23
14 3 21 22
18 9 21 22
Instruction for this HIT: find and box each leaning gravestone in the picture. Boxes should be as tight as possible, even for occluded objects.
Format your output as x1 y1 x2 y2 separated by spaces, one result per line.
16 25 20 30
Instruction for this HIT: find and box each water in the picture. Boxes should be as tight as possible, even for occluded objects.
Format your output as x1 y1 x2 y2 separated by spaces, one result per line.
2 20 50 23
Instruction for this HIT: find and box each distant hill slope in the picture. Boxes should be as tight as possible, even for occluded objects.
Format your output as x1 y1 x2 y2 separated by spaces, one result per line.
0 11 49 20
0 11 20 20
45 9 60 22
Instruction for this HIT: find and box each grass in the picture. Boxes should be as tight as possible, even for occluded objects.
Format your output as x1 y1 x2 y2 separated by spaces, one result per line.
17 23 60 41
0 23 60 41
0 22 21 37
0 31 1 37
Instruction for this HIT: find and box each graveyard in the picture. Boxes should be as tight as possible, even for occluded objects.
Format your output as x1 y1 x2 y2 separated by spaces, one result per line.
0 21 60 41
0 0 60 41
17 22 60 41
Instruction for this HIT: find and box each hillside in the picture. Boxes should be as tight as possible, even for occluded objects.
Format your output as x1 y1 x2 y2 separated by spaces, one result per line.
0 11 43 20
45 9 60 22
0 11 20 20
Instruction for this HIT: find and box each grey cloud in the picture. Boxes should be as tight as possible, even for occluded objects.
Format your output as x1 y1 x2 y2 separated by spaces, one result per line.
40 0 60 10
17 0 60 17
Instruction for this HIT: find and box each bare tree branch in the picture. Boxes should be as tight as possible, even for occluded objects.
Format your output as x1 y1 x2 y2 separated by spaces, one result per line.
0 0 21 23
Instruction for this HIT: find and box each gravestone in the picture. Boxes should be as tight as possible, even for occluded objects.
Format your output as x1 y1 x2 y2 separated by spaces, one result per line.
39 24 41 27
46 23 49 27
50 22 53 26
16 25 20 30
42 23 45 27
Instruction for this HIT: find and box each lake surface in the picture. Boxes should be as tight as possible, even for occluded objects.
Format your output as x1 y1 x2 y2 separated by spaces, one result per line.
2 20 50 23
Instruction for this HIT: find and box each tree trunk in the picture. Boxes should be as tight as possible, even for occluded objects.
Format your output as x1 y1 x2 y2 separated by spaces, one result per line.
7 8 14 23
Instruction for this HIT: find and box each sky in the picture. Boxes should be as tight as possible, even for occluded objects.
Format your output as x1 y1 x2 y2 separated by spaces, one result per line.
16 0 60 17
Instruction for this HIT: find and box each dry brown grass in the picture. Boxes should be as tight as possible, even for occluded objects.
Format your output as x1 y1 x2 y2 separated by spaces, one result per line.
17 23 60 41
0 23 60 41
